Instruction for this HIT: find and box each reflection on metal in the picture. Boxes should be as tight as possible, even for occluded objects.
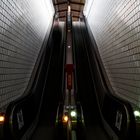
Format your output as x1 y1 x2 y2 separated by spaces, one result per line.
72 131 76 140
115 111 122 131
17 109 24 130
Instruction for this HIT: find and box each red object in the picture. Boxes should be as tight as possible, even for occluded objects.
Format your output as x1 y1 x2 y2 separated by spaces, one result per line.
67 73 72 90
65 64 74 90
65 64 74 73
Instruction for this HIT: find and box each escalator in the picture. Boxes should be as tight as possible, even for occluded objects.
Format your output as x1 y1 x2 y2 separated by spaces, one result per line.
0 18 137 140
72 20 136 140
1 21 66 140
30 22 65 140
72 22 110 140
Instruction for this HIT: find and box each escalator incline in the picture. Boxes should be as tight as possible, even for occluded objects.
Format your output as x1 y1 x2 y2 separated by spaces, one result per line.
72 22 110 140
30 23 65 140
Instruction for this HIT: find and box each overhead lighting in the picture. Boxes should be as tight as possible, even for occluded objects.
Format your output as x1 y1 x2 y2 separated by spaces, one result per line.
68 46 71 48
68 5 71 13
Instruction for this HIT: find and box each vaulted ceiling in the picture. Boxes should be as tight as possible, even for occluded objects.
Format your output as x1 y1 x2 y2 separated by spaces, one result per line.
52 0 85 21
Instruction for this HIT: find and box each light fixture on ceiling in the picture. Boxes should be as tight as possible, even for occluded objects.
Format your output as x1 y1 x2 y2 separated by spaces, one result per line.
68 5 71 13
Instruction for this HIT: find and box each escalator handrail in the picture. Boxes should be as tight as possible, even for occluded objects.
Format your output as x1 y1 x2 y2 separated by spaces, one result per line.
71 23 79 101
61 22 67 101
83 17 134 107
3 18 55 140
82 17 136 140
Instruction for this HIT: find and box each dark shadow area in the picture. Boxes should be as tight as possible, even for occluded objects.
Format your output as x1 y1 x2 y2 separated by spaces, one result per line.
30 22 65 140
72 22 110 140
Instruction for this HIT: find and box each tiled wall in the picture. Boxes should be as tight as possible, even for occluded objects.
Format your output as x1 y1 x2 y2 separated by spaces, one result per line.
84 0 140 107
0 0 54 108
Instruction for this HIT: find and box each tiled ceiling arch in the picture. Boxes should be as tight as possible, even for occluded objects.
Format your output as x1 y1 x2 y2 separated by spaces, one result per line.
53 0 85 21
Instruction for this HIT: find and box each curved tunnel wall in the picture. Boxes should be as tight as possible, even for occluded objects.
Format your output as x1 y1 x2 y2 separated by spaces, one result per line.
84 0 140 107
0 0 54 108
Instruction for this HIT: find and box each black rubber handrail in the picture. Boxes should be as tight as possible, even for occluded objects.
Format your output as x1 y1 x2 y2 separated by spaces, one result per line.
82 17 136 140
71 23 78 100
71 23 80 102
2 19 56 140
61 22 67 101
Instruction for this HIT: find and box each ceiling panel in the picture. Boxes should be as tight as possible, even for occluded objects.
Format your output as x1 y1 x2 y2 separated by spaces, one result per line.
53 0 85 21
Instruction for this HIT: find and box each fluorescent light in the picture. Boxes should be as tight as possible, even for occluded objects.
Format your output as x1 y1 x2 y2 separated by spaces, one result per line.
68 5 71 13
